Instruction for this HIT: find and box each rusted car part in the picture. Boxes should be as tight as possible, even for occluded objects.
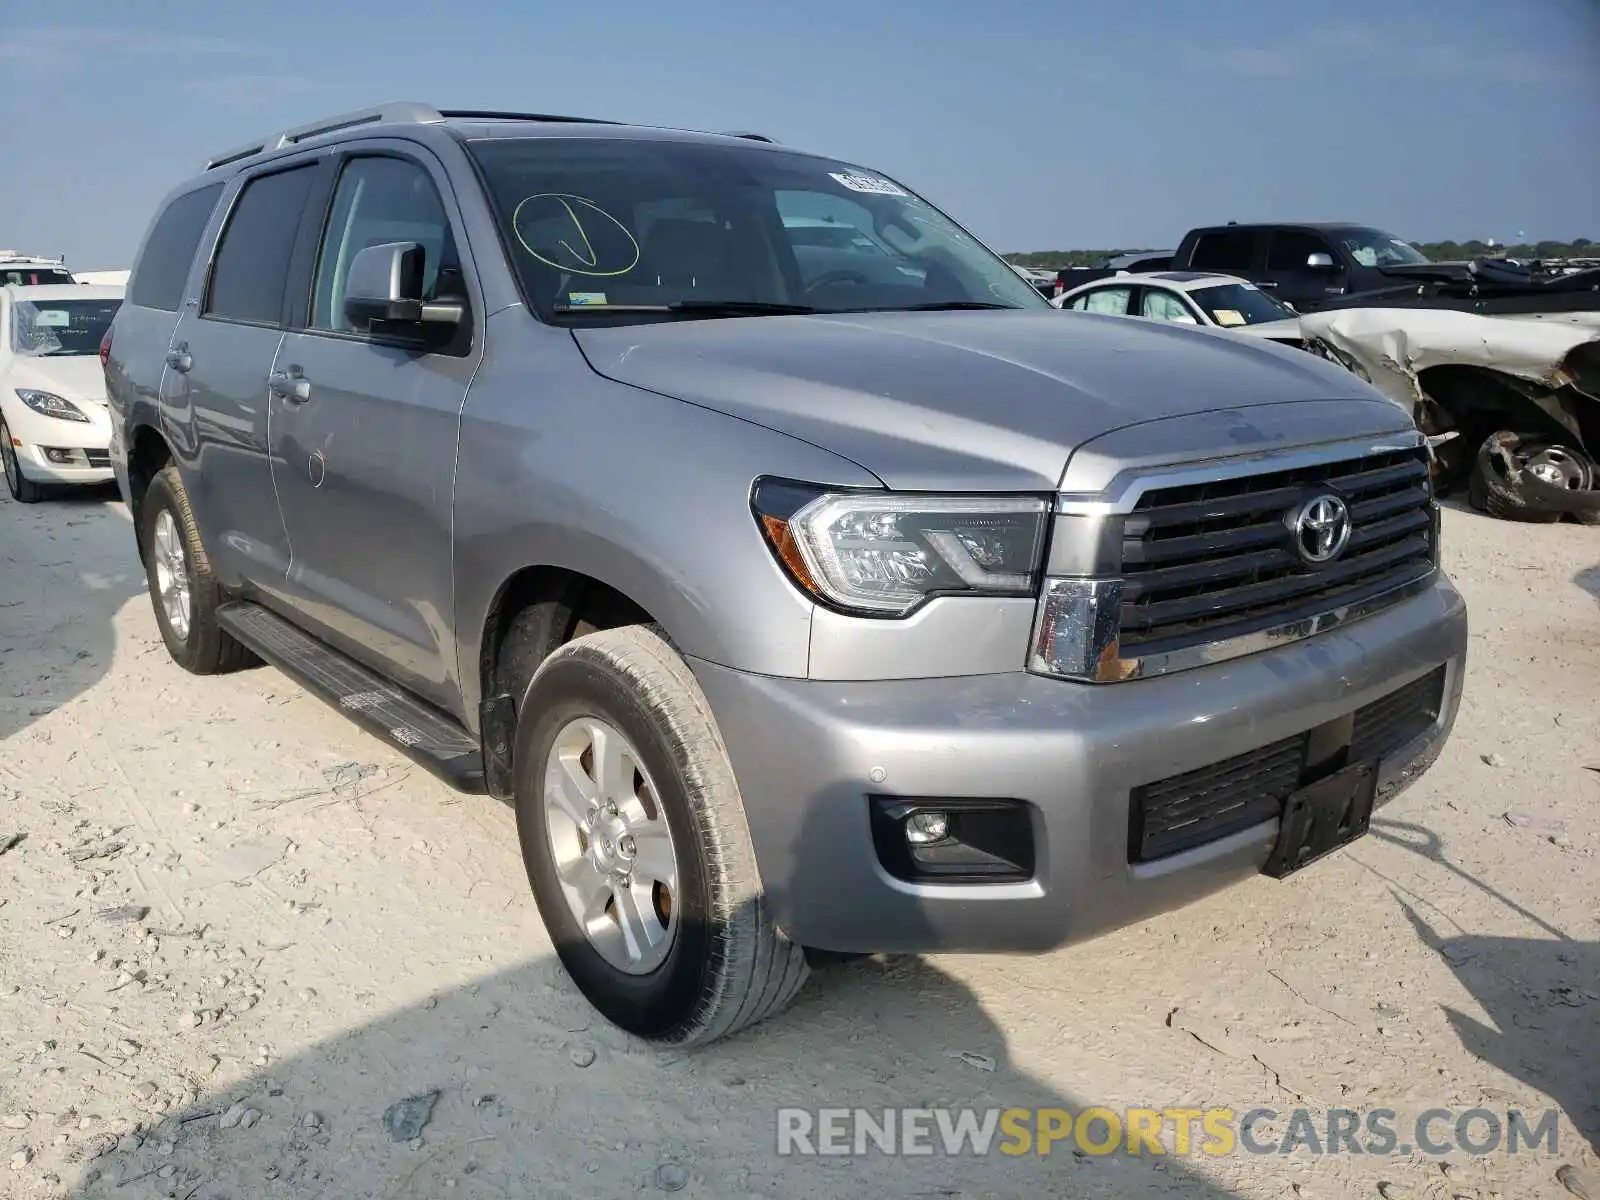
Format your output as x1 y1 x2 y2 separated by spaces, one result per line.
1299 308 1600 521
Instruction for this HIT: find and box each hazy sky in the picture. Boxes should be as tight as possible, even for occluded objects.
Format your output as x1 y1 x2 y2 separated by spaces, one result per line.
2 0 1596 269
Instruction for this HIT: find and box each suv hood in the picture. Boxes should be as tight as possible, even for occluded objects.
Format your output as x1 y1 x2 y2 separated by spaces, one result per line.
574 310 1402 491
5 355 108 406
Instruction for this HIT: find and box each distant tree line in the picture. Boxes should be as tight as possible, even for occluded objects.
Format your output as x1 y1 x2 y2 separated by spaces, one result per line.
1005 238 1595 270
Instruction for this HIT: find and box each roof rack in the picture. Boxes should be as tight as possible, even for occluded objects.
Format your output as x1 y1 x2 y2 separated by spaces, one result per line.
202 103 768 171
436 108 623 126
204 101 446 170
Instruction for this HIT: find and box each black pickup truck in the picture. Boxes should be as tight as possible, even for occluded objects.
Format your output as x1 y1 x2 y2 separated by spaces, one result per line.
1164 220 1600 315
1167 223 1600 315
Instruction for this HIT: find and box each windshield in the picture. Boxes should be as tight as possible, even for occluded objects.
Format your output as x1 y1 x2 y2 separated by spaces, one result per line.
1338 229 1430 269
9 297 121 356
1190 282 1295 327
466 138 1045 323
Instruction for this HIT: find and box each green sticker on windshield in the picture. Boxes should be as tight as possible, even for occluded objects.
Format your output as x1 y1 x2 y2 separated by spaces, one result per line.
566 292 608 306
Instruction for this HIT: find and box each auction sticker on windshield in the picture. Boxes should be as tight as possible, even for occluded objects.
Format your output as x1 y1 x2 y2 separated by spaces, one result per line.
829 172 908 197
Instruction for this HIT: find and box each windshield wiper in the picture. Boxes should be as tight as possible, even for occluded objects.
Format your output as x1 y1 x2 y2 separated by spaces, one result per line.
837 300 1022 313
553 300 818 317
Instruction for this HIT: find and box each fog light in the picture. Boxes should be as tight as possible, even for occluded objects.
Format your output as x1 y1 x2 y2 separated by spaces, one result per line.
44 448 76 465
904 811 949 846
870 798 1035 883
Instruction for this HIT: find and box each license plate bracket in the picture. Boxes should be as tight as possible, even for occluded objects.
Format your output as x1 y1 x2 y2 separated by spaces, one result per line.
1262 759 1377 879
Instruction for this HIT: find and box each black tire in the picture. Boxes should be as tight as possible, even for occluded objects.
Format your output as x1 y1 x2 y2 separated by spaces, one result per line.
1 419 45 503
1469 433 1562 524
140 465 254 675
514 624 808 1044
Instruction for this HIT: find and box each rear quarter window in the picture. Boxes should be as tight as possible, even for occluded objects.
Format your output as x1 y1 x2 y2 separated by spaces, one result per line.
127 183 225 311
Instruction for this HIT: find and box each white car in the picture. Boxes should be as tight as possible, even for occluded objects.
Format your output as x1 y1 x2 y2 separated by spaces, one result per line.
1 284 123 502
1053 271 1304 345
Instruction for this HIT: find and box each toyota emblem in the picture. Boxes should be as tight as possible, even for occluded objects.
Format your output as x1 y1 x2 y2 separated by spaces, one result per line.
1290 494 1352 564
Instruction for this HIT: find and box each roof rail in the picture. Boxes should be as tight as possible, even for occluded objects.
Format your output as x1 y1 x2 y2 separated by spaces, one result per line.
720 131 776 143
436 108 623 126
202 103 769 171
203 101 445 170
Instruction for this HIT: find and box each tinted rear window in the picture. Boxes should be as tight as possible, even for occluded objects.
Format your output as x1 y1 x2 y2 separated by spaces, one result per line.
127 183 224 311
204 166 317 326
1189 230 1256 272
1 266 75 287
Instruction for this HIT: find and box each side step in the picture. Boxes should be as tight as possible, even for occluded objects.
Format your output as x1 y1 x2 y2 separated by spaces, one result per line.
216 601 487 793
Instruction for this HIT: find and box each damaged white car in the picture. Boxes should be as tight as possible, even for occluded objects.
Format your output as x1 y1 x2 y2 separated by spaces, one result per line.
1299 308 1600 524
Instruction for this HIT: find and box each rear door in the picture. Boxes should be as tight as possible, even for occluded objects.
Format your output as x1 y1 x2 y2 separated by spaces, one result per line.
1066 284 1134 315
1261 228 1345 311
108 182 225 509
1184 227 1262 279
266 144 481 712
167 160 326 588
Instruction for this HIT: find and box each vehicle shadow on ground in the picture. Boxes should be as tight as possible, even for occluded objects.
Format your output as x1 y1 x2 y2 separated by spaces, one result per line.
62 798 1246 1200
1371 818 1599 1157
1575 563 1600 603
0 485 141 745
62 947 1243 1200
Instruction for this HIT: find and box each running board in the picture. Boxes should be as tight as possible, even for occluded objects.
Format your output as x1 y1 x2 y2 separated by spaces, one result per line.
216 601 487 793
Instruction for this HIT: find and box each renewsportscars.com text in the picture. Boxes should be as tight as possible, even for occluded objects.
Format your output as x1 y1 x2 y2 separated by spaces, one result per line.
776 1106 1563 1158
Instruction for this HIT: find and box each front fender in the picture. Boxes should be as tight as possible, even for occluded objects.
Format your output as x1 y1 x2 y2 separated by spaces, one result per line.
453 312 879 717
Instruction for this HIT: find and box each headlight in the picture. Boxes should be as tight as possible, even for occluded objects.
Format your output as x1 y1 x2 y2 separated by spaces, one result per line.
752 478 1049 616
15 389 90 423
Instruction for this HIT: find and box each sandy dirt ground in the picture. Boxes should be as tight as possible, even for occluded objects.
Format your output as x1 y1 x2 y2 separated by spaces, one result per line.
1 486 1597 1200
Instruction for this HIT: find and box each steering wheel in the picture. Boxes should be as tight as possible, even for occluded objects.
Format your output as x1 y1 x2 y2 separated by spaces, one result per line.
803 270 872 296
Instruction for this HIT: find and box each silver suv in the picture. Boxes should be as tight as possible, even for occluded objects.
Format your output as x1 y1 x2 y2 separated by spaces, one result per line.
105 103 1467 1045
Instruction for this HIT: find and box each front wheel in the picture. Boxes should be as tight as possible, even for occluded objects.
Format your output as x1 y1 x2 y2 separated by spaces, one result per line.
514 625 807 1044
1 419 44 503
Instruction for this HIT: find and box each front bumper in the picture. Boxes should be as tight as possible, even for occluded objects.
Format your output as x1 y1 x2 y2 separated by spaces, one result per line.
12 442 114 484
7 404 114 485
689 571 1467 954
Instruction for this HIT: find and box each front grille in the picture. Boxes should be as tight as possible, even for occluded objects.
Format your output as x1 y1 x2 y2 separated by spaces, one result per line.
1118 447 1435 655
1130 666 1447 861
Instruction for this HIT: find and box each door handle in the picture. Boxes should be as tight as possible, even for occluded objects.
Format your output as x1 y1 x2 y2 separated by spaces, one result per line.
165 347 192 372
268 368 312 404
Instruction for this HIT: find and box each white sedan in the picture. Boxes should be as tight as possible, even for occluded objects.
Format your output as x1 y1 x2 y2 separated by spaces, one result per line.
1 284 123 502
1053 271 1304 345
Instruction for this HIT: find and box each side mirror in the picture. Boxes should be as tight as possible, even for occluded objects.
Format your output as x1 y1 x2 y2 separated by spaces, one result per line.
1305 252 1336 270
344 242 463 328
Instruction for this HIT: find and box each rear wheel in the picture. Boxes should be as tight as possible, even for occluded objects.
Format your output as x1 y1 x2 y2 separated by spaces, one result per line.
1 419 44 503
140 465 254 674
514 624 807 1044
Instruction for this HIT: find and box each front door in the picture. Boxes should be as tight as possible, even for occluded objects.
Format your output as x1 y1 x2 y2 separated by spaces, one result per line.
1262 229 1346 312
267 148 480 713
